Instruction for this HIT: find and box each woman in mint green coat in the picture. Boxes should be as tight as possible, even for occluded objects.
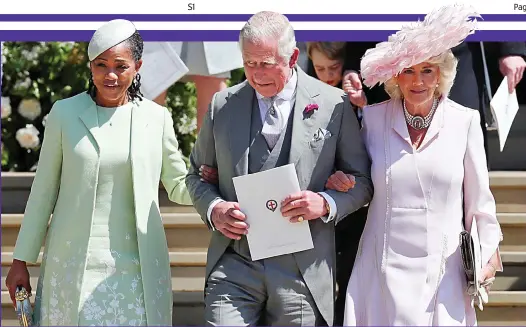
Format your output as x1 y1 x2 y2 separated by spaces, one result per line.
5 19 202 326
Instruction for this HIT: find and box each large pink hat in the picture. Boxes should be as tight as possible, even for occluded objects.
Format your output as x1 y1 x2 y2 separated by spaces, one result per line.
360 4 481 88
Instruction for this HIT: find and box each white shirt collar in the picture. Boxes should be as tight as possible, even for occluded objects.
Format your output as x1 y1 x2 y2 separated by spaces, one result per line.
255 69 297 102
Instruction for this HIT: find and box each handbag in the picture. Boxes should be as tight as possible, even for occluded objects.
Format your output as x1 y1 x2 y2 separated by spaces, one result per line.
459 217 494 311
14 286 33 326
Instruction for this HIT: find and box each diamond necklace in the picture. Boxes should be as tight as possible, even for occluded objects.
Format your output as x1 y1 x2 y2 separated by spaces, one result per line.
403 97 438 130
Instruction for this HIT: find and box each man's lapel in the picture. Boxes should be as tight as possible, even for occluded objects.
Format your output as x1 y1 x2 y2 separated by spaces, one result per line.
228 81 254 176
289 68 321 166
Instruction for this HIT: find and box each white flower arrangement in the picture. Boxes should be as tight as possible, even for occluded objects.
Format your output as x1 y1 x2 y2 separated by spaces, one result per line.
178 114 197 135
15 124 40 149
18 98 42 121
1 96 11 119
14 76 32 91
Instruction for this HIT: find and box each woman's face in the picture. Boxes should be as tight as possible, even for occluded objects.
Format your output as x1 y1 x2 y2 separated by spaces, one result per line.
311 48 344 87
396 62 440 108
90 42 142 107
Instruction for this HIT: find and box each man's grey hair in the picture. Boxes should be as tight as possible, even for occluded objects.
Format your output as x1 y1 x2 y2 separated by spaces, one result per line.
239 11 296 63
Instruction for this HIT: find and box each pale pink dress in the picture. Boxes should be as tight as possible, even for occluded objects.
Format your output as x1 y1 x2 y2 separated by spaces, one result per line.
344 98 502 326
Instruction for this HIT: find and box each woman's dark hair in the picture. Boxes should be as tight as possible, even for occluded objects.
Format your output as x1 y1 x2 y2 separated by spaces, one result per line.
88 30 145 102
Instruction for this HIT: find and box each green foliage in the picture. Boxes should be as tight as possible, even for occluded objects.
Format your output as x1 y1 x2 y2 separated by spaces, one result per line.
1 42 244 171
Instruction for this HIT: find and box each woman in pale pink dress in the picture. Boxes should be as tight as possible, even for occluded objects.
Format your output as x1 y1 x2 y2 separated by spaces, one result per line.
325 4 503 325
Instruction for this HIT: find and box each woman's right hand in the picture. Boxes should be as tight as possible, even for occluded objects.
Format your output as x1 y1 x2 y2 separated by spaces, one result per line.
5 259 31 308
325 170 356 192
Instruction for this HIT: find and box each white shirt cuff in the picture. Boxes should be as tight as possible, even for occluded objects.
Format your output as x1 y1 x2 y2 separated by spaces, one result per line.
206 199 225 231
318 192 337 223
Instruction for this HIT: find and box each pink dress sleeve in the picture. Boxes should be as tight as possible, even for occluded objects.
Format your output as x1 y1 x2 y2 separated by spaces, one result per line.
463 110 503 271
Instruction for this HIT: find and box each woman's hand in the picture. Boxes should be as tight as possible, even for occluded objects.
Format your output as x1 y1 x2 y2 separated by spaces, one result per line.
5 259 31 308
479 251 501 292
325 170 356 192
199 165 219 184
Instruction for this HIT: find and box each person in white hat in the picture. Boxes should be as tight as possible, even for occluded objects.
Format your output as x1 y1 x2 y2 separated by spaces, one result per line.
324 4 503 325
5 19 215 326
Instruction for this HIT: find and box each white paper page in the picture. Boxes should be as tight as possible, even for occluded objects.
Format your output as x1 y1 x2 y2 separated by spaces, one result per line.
140 42 189 100
490 76 520 152
232 164 314 261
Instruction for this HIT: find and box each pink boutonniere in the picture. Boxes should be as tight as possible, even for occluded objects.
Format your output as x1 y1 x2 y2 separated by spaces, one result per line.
303 103 319 116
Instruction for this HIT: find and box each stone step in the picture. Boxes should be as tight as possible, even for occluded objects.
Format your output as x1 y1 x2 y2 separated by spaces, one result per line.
489 172 526 213
1 248 208 267
487 290 526 304
492 266 526 291
1 213 212 250
2 214 525 293
3 213 523 251
0 212 206 227
0 290 207 307
492 244 526 292
0 172 201 214
2 291 524 326
1 252 523 293
2 171 525 213
0 251 523 295
0 291 206 326
477 292 526 326
0 266 206 293
500 251 526 265
499 213 526 252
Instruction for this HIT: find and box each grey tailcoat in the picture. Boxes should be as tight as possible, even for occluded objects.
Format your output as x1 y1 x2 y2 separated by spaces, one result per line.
186 67 373 325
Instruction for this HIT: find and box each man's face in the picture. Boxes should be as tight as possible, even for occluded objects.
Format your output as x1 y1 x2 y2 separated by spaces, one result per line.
242 39 299 98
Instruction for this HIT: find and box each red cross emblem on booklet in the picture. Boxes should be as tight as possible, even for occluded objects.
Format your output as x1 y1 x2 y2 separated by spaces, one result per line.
266 199 278 212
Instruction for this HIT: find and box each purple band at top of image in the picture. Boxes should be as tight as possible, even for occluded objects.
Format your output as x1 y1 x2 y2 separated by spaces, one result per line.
0 14 525 22
1 30 525 42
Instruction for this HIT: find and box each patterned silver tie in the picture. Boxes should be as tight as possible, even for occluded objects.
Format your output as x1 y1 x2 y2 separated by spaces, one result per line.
261 97 284 149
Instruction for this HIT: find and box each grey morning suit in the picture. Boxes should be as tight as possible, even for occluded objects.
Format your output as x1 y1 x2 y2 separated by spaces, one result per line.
186 67 373 326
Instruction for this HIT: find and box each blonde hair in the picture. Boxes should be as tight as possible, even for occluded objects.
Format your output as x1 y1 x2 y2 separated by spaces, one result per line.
384 49 458 99
306 42 346 61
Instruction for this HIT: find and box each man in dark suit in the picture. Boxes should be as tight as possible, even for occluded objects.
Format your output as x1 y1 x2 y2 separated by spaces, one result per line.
449 42 526 156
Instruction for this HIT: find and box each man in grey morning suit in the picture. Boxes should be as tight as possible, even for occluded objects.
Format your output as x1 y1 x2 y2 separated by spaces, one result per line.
185 11 373 326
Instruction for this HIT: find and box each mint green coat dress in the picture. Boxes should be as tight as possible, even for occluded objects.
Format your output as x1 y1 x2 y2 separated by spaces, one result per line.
13 92 192 326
